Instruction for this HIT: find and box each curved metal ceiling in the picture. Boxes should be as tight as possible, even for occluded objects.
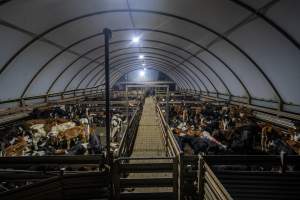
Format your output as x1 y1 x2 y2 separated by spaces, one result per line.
0 0 299 113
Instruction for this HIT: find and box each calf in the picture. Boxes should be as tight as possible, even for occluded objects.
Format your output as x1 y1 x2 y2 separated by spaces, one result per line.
58 126 86 149
4 137 28 157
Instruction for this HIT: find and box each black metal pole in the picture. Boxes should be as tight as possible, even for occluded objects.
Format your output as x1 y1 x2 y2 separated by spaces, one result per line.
103 28 112 162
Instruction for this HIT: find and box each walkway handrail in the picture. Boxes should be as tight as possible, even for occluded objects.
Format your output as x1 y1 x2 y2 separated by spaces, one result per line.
156 103 183 200
156 103 183 157
198 155 233 200
117 106 142 157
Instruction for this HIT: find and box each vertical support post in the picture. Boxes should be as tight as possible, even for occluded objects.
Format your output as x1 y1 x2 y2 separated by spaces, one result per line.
60 168 65 200
198 155 205 200
45 95 49 103
112 160 120 200
247 96 251 105
280 151 286 173
20 98 24 107
173 157 179 200
179 154 184 200
103 28 112 163
278 100 283 113
126 85 129 123
166 86 169 123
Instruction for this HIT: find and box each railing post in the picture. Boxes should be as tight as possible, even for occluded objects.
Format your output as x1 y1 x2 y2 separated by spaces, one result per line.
173 157 179 200
20 98 24 107
198 155 205 200
60 168 65 200
112 160 120 200
45 94 49 103
179 154 184 200
280 151 287 173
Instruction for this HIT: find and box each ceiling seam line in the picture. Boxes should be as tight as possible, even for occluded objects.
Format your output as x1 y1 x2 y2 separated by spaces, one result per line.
0 19 100 63
76 53 206 92
104 64 189 90
48 50 204 95
63 46 205 93
109 65 184 89
109 65 185 88
178 0 279 65
65 47 204 92
54 37 230 96
89 58 198 90
96 62 193 90
229 0 300 51
85 56 201 92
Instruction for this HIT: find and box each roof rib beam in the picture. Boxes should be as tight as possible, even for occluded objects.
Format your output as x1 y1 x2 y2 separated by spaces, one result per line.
0 10 283 104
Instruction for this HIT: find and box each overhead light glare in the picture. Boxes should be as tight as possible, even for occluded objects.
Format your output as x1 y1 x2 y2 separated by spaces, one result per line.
132 36 140 43
139 54 144 59
139 70 145 77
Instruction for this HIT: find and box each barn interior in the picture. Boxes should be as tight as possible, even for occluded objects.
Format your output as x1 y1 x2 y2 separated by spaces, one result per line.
0 1 300 200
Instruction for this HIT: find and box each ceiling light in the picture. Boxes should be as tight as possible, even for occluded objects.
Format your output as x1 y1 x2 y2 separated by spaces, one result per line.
132 36 140 43
139 54 144 59
142 63 146 66
139 70 145 77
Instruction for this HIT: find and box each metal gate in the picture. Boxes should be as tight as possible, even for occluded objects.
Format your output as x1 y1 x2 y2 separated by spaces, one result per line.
112 157 179 200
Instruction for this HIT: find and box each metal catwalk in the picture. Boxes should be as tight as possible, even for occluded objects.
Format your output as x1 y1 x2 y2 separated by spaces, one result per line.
131 97 165 157
127 96 173 193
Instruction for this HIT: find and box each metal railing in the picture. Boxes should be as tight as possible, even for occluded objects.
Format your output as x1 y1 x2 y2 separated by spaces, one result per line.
156 104 182 157
0 86 104 107
182 155 300 200
0 171 110 200
117 107 142 158
0 155 104 166
156 104 185 199
113 157 177 200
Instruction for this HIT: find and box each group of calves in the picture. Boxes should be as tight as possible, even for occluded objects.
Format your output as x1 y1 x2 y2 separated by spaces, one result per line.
168 103 300 155
0 105 126 157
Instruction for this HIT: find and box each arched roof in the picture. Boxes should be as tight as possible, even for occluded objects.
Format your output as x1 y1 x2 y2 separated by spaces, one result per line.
0 0 299 113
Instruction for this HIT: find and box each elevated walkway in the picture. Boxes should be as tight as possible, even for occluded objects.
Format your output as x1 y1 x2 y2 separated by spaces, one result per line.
131 97 166 157
117 97 176 199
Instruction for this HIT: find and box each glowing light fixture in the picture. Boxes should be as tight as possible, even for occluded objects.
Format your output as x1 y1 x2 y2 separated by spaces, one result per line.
142 63 146 66
139 54 144 59
132 36 140 43
139 70 145 77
